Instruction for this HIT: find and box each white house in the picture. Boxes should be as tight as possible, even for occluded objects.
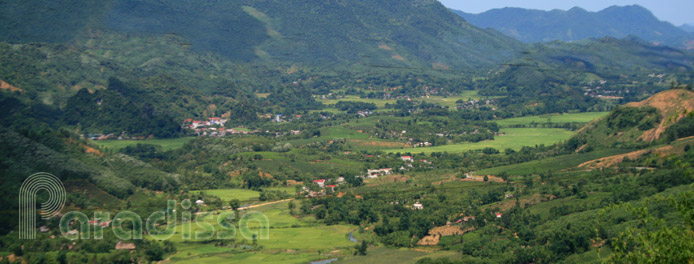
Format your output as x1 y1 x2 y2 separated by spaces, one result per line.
401 156 413 162
367 168 392 178
195 200 205 206
313 179 326 188
413 201 424 210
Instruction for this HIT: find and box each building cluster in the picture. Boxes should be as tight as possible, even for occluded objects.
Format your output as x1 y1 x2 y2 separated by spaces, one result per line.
456 99 497 110
304 178 341 197
183 117 228 129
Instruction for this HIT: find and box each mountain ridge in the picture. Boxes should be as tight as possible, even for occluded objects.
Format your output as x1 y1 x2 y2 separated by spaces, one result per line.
0 0 524 70
452 5 694 49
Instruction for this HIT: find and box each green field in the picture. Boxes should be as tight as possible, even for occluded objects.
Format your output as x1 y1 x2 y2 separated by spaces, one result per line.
382 128 575 154
495 112 609 127
198 187 296 202
93 137 195 151
474 149 632 175
170 252 326 264
337 247 463 264
198 189 261 202
157 201 356 264
318 95 397 108
317 90 503 110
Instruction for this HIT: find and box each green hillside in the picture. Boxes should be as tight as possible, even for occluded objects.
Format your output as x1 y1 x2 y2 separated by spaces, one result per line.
568 89 694 151
0 0 523 69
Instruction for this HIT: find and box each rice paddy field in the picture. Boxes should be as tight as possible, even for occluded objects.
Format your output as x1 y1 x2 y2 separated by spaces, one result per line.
494 112 609 127
158 201 358 264
198 187 297 202
381 128 575 154
317 90 503 109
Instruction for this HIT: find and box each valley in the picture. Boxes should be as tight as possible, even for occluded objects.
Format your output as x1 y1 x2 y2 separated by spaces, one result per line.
0 0 693 263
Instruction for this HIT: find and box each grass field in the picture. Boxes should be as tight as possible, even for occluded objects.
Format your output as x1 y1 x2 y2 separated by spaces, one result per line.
159 201 355 264
169 252 326 264
495 112 609 127
93 137 195 151
338 247 463 264
381 128 575 154
317 90 503 110
198 189 261 201
318 95 397 108
474 149 632 175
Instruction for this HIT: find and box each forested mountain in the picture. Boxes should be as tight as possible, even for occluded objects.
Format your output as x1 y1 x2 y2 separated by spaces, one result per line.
682 24 694 33
0 0 522 69
480 36 694 113
452 5 694 49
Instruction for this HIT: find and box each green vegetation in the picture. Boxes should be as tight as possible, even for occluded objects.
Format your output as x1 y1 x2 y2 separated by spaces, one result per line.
2 1 694 263
94 137 195 152
495 112 610 127
475 148 631 175
382 128 575 153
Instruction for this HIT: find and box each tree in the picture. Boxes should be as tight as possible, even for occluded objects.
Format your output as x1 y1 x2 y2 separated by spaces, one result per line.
355 240 368 255
607 189 694 263
230 199 240 211
57 251 67 264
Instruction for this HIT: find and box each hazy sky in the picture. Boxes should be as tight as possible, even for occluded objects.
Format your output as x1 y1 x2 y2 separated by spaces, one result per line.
438 0 694 26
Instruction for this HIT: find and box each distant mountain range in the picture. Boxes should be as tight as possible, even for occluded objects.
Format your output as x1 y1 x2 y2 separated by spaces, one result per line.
681 24 694 33
452 5 694 49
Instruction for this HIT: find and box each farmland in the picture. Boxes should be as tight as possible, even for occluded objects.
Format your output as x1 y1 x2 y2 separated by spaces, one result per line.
494 112 610 127
474 148 632 175
381 128 575 154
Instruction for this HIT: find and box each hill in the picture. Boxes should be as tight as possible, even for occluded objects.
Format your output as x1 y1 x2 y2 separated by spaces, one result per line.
452 5 694 49
568 89 694 151
479 37 694 114
0 0 522 70
682 24 694 33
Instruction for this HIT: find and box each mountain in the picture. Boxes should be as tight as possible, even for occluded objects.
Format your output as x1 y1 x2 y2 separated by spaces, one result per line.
681 24 694 33
567 89 694 151
452 5 694 49
480 36 694 114
0 0 523 70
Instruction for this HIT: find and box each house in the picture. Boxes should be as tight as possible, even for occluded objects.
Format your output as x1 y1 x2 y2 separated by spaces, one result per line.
367 168 392 178
39 226 50 233
326 185 336 191
195 199 205 206
401 156 413 162
191 121 203 129
313 179 326 188
336 177 345 183
413 201 424 210
290 130 301 135
496 213 503 218
208 117 227 126
115 241 136 250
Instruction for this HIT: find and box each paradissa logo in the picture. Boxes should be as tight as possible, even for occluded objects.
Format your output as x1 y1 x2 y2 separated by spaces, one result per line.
20 173 269 241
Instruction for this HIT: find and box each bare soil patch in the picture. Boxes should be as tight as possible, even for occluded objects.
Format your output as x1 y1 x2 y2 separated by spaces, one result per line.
0 80 23 93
